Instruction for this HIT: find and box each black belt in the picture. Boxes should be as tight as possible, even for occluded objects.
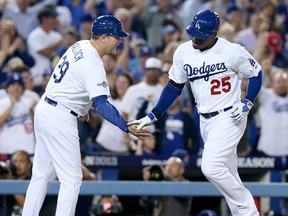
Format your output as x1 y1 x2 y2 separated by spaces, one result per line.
44 96 78 117
200 106 232 119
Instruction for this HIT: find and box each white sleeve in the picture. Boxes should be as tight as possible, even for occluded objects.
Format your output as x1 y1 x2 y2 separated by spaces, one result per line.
82 59 110 99
234 45 261 78
168 47 187 84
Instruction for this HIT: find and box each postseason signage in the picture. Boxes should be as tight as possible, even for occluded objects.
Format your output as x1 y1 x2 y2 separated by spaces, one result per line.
84 155 286 171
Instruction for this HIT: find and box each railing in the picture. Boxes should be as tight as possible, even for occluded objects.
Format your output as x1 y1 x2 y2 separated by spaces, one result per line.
1 180 288 197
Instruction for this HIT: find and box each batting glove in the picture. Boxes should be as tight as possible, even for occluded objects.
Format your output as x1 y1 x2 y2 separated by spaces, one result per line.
231 99 254 122
127 112 157 130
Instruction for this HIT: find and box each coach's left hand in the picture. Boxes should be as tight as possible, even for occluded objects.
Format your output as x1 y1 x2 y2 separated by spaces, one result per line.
128 124 151 140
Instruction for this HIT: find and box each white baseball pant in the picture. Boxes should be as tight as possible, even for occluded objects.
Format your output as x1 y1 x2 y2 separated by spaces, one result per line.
200 111 259 216
22 100 82 216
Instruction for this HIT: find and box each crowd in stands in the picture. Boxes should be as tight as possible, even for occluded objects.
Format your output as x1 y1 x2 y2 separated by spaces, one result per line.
0 0 288 215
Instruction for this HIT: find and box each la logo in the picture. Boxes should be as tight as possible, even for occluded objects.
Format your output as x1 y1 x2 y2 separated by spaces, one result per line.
195 21 200 30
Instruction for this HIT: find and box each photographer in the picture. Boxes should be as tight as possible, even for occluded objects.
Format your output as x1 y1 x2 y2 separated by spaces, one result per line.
0 150 31 215
141 156 192 216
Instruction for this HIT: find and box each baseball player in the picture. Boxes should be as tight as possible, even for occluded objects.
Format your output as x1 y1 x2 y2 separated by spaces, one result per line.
22 15 150 216
129 10 263 216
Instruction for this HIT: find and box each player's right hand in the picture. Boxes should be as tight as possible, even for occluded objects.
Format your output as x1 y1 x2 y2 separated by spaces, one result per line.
128 124 151 140
231 99 254 122
127 112 157 130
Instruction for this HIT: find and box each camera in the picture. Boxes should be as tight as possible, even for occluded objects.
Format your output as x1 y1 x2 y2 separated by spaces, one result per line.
0 160 17 177
148 165 164 181
91 195 123 215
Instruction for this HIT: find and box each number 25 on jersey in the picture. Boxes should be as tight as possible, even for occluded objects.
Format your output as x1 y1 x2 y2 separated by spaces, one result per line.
210 76 231 95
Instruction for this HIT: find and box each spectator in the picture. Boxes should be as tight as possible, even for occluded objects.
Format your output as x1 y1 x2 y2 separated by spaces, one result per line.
159 60 172 86
0 73 36 154
137 96 200 155
121 57 163 151
91 194 123 215
79 14 93 40
180 0 207 28
38 71 52 96
2 0 57 40
0 18 12 84
141 156 192 216
84 0 120 17
136 127 158 156
162 40 181 63
138 0 183 53
0 18 34 85
27 5 62 92
234 12 265 53
0 150 31 216
259 55 282 89
114 7 145 59
226 9 247 33
130 44 153 83
253 30 288 69
58 0 90 32
257 71 288 156
217 22 236 42
0 62 40 103
52 28 80 68
159 24 181 54
95 73 134 153
102 53 119 93
266 31 288 69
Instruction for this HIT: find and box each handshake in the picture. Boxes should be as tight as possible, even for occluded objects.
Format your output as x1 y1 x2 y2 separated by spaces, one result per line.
127 112 158 139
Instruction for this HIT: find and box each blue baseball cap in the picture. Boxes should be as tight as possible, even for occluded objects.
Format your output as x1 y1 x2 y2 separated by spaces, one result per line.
6 72 24 87
162 25 177 36
139 45 152 57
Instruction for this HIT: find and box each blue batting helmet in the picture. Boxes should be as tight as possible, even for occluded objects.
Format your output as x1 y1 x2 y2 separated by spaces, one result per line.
186 10 220 40
91 15 129 37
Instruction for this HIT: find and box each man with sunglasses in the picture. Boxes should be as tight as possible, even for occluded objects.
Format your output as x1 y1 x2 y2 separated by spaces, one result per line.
22 15 150 216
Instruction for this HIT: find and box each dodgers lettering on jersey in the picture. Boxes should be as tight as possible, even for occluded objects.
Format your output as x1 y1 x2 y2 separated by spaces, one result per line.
45 40 110 116
169 37 261 113
184 61 228 82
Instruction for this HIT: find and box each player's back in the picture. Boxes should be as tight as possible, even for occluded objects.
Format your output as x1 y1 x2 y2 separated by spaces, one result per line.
45 40 109 116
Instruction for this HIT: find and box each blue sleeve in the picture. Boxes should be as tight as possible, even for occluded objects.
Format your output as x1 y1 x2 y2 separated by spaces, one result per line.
92 95 128 132
152 80 184 118
245 70 263 103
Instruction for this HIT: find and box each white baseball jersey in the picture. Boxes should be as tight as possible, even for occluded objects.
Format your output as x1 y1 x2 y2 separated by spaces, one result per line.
257 88 288 156
121 81 163 121
170 37 261 113
27 27 62 86
0 97 35 154
0 89 40 101
45 40 110 116
96 98 127 152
